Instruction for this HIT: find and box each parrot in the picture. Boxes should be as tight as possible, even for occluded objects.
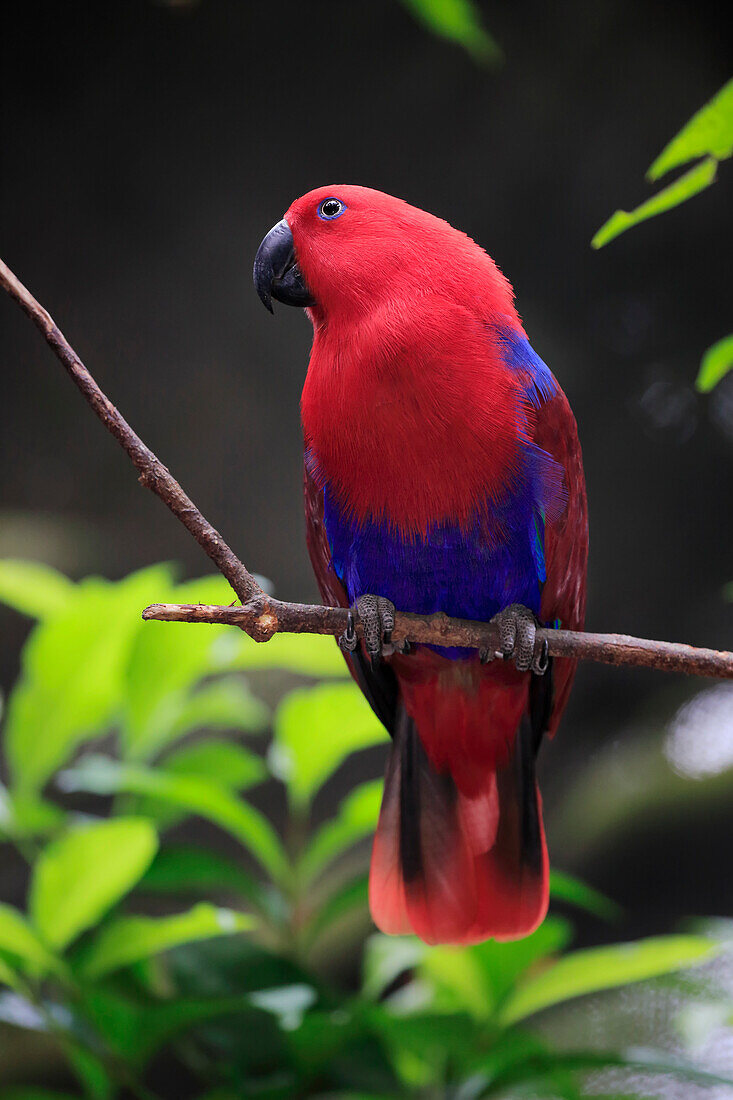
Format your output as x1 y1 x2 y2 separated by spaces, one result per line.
254 185 588 945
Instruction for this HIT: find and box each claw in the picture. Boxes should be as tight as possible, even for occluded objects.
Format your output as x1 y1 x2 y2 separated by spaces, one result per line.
338 609 357 653
533 637 550 675
353 594 397 666
488 603 548 675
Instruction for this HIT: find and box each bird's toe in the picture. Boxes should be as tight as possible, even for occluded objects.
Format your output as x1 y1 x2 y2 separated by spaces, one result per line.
489 603 545 674
354 594 397 666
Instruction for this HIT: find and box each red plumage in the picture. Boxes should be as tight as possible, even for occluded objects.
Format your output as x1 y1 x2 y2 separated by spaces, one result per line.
289 185 588 944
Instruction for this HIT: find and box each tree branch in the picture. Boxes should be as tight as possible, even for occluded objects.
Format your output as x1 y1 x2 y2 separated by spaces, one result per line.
141 602 733 680
2 255 732 680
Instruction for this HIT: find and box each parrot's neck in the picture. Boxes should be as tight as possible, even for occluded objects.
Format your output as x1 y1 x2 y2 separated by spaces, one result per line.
300 300 531 535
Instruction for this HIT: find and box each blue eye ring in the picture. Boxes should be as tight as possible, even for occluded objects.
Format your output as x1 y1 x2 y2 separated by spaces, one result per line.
318 197 346 221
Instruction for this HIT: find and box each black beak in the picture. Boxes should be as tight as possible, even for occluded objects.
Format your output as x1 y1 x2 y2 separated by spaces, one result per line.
253 219 315 313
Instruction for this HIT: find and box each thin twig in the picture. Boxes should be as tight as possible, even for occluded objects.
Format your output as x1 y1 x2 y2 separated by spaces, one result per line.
2 254 732 679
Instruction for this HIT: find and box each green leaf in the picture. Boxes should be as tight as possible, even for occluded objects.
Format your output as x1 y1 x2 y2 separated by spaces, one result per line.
161 738 267 789
73 986 152 1062
164 678 270 742
76 902 255 979
550 869 622 922
460 1031 550 1093
304 874 370 945
416 945 491 1021
82 986 288 1063
0 993 113 1098
499 934 716 1025
648 78 733 179
0 559 75 619
29 817 158 950
299 779 383 884
0 790 67 840
418 917 572 1020
591 157 718 249
0 955 20 988
62 1042 113 1100
225 628 351 678
132 736 267 832
0 903 59 976
286 1006 395 1086
481 1046 733 1094
695 333 733 392
140 844 265 908
399 0 500 64
592 80 733 251
368 1005 479 1089
272 684 386 810
59 757 290 885
4 565 170 792
165 934 310 999
122 574 238 759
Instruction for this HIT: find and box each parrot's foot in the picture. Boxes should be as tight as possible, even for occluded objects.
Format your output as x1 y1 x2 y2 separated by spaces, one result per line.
479 603 549 675
339 594 408 666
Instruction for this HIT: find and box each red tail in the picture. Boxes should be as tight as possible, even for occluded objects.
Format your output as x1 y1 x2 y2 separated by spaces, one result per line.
369 702 549 945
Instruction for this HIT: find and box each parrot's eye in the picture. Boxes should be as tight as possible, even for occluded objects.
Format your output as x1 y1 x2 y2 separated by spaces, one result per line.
318 197 346 221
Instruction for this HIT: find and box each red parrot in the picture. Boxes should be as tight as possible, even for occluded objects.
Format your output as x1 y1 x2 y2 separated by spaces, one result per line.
254 186 587 944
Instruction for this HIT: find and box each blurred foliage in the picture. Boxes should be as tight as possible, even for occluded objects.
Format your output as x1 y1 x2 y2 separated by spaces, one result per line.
592 78 732 250
1 562 732 1099
696 333 733 394
398 0 500 65
592 78 733 394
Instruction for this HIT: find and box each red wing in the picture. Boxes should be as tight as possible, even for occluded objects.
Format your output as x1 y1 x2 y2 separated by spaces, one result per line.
533 386 589 734
303 464 350 610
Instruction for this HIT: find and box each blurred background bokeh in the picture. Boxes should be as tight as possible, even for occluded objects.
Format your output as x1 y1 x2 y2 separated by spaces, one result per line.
1 1 732 1094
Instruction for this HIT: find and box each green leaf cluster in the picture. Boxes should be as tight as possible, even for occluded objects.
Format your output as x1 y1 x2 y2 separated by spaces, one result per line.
1 561 730 1099
591 79 733 393
592 78 733 249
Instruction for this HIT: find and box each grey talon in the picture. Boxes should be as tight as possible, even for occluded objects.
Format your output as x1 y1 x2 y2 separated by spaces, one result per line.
338 609 358 653
353 594 397 664
489 603 541 674
532 637 550 676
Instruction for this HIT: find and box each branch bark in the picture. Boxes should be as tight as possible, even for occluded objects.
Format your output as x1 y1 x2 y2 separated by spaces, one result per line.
2 254 732 680
141 602 733 680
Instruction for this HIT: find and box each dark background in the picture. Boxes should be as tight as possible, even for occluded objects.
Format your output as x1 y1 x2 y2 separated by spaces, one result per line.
1 0 732 937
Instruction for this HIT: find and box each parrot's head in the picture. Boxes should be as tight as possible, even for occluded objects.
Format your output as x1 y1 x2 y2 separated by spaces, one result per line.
253 184 516 326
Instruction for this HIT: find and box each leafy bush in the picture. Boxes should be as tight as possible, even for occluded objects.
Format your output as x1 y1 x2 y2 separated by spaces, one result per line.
0 561 731 1099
